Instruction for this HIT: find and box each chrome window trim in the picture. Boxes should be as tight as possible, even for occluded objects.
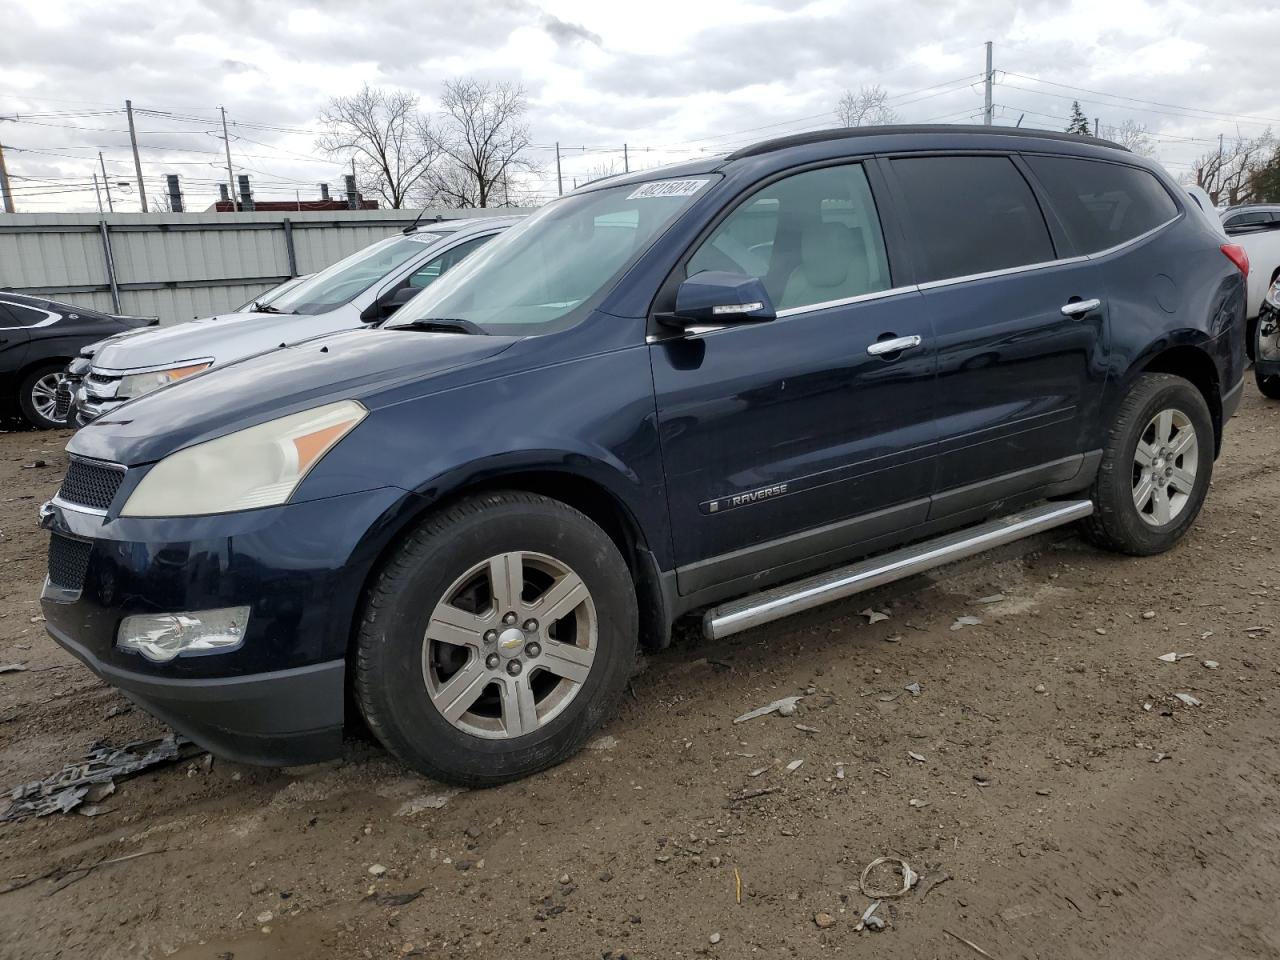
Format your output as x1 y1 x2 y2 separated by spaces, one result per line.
0 300 59 330
916 256 1089 291
1081 213 1183 260
774 285 920 318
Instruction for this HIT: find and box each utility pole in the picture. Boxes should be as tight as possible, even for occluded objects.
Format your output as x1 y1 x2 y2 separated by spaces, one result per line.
623 143 629 173
125 99 148 212
220 106 237 212
983 41 993 126
93 172 104 213
0 137 13 214
99 152 114 212
555 142 563 196
1094 117 1100 137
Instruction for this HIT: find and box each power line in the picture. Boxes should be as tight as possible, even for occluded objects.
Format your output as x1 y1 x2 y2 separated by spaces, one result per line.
1001 71 1280 127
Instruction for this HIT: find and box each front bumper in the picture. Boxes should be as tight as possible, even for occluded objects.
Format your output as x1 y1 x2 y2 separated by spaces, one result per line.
40 484 414 765
48 619 345 764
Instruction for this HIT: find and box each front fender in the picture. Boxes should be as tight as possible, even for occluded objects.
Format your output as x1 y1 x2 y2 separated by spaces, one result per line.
300 344 673 568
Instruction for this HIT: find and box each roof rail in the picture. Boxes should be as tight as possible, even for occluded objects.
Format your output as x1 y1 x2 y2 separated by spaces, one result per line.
725 124 1128 160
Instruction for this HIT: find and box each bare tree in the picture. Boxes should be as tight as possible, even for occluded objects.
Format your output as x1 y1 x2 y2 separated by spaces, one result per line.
835 85 899 127
1100 119 1155 157
420 79 538 208
316 85 437 209
581 158 623 186
1189 129 1276 206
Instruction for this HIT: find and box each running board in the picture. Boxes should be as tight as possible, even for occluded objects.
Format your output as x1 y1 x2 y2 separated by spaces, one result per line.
702 500 1093 640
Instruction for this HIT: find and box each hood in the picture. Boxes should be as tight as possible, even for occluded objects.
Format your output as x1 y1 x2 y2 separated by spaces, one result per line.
91 311 325 372
69 328 516 466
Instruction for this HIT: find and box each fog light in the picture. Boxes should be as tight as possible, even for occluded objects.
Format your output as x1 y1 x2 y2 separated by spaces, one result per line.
117 607 250 662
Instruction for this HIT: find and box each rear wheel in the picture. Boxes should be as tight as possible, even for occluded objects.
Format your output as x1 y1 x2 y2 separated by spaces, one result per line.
355 491 637 786
17 364 66 430
1083 373 1214 556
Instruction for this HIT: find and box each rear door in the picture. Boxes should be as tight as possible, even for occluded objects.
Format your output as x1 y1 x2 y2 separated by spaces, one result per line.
649 162 937 595
884 154 1109 515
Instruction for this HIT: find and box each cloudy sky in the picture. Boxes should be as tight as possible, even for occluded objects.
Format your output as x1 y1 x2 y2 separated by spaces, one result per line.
2 0 1276 212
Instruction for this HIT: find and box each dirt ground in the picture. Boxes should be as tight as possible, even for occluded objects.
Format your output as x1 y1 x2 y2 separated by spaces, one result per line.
1 384 1278 960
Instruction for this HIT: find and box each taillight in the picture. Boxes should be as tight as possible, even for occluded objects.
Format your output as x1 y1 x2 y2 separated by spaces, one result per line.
1221 243 1250 277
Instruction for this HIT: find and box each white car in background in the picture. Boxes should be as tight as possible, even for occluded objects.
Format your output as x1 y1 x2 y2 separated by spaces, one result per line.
1220 203 1280 357
77 216 521 423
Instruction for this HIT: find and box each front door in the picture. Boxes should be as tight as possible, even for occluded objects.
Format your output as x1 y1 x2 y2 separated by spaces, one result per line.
649 162 938 595
884 154 1108 505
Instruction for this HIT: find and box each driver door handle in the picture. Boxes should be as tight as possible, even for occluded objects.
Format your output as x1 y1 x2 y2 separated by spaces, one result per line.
866 334 923 357
1061 298 1101 317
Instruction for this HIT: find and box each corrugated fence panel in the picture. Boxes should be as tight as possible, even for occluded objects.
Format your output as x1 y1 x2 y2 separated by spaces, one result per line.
0 209 527 324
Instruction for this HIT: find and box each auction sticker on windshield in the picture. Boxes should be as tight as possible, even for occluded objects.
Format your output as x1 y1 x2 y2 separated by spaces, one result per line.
626 179 708 200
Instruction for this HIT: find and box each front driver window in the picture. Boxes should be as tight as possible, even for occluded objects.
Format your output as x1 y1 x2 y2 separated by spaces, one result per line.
686 163 891 312
404 234 495 290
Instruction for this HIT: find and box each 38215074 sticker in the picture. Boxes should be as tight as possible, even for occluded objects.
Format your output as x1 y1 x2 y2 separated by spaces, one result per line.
626 179 708 200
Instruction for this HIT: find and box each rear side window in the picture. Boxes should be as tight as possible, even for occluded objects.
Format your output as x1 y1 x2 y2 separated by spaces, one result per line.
890 156 1055 283
1025 156 1179 253
686 163 891 312
0 300 56 328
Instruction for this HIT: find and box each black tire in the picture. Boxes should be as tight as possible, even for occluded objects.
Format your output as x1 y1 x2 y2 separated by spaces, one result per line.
17 363 66 430
1083 373 1214 556
354 491 637 786
1258 367 1280 399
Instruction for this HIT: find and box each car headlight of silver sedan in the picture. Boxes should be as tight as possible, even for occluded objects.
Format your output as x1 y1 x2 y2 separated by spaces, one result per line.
1265 279 1280 311
117 361 212 399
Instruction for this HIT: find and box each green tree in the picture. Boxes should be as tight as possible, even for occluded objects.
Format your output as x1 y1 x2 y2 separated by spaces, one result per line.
1065 101 1091 136
1248 145 1280 203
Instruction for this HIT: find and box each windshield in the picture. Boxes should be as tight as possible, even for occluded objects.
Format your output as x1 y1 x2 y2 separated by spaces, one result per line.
269 231 454 314
389 176 717 334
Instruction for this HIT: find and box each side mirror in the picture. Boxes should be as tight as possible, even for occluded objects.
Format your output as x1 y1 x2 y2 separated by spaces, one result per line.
660 271 776 329
361 286 419 323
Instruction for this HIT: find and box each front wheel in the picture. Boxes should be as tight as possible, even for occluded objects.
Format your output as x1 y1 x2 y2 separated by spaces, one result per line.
18 364 66 430
354 491 637 786
1083 373 1214 556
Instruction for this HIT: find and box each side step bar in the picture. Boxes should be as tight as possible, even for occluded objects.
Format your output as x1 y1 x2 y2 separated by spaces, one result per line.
703 500 1093 640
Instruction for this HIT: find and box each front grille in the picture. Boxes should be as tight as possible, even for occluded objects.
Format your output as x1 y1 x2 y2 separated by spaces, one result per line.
58 459 124 511
47 535 92 592
54 383 71 419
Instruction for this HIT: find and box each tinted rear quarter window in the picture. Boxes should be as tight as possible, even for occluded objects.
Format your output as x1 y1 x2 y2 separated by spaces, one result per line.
1024 155 1179 253
890 155 1055 283
0 300 54 328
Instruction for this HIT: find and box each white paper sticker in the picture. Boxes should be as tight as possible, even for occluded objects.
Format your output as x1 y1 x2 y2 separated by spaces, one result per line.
626 179 708 200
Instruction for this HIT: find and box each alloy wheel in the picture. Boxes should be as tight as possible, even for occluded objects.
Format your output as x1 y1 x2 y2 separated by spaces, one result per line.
1132 408 1198 527
30 372 63 423
421 551 597 739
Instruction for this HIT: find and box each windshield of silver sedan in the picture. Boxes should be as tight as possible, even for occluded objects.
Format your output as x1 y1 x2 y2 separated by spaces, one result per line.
387 176 718 335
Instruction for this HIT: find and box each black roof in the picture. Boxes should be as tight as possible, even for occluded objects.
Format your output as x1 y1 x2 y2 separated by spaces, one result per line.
726 124 1127 160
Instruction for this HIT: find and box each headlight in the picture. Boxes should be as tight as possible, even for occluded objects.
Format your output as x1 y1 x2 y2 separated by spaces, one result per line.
121 400 367 517
118 361 211 399
1266 280 1280 310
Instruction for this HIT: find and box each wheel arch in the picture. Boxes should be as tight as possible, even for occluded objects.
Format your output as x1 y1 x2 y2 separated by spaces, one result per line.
352 460 674 658
1134 343 1223 455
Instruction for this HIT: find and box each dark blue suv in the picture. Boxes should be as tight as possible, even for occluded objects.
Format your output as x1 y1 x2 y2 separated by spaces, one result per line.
41 126 1247 785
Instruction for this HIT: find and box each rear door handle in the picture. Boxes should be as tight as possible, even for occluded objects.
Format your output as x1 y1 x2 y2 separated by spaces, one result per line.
1061 298 1101 317
866 334 923 357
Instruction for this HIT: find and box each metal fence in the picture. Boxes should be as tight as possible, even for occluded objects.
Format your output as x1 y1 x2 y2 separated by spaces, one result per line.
0 208 529 324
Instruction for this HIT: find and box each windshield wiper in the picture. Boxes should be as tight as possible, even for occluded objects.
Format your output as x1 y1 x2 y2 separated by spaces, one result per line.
390 317 486 335
252 301 288 314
